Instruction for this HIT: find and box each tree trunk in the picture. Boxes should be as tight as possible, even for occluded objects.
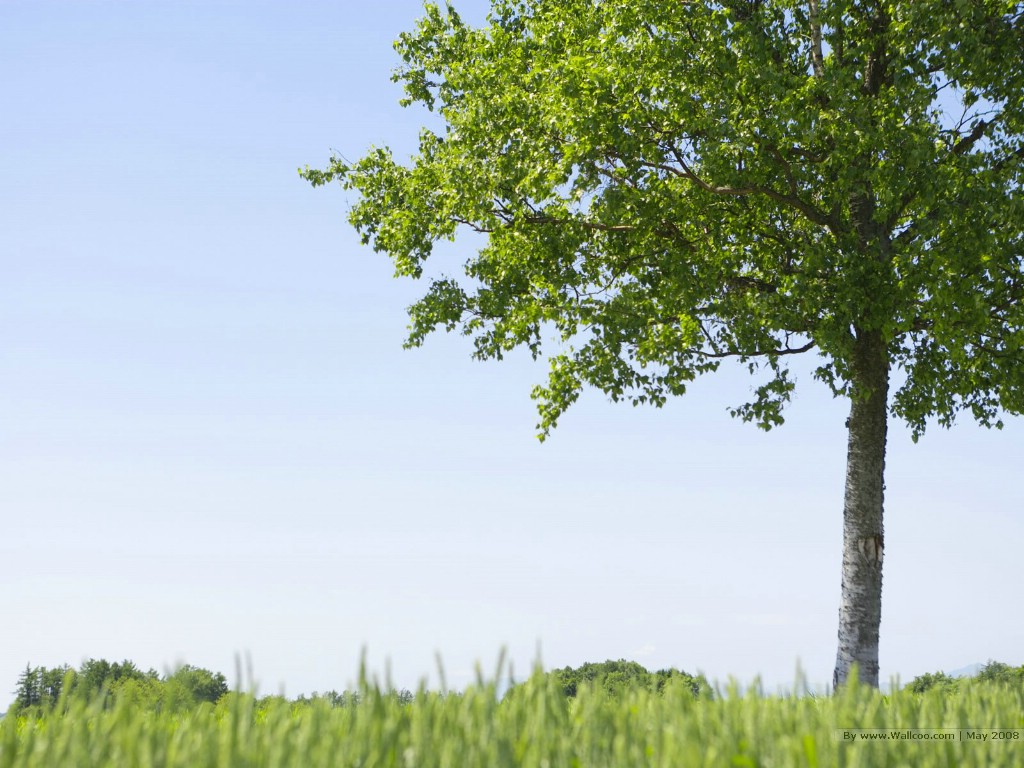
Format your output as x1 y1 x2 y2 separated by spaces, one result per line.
833 329 889 689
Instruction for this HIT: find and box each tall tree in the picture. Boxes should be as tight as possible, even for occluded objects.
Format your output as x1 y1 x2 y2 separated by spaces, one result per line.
12 664 72 711
13 665 41 711
303 0 1024 687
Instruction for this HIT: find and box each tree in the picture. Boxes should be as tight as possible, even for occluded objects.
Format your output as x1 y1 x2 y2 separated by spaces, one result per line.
76 659 156 704
38 665 73 707
534 659 711 699
905 670 958 695
975 660 1024 687
302 0 1024 688
12 664 75 712
5 659 235 713
553 660 651 698
164 664 229 706
13 665 41 711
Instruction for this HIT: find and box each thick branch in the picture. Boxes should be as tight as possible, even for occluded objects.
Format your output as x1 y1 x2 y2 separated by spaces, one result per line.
689 318 816 360
952 118 991 155
727 275 778 294
860 3 890 96
660 145 841 232
698 339 817 359
809 0 825 78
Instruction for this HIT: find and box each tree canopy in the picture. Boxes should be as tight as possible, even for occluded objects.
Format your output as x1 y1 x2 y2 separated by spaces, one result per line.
305 0 1023 436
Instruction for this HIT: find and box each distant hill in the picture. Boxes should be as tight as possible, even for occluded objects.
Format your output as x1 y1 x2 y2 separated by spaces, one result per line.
947 663 984 679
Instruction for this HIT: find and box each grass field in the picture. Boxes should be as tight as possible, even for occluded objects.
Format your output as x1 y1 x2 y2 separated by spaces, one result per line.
2 670 1022 767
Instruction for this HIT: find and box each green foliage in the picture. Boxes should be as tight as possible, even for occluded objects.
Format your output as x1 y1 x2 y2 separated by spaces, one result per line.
163 664 229 706
106 675 165 711
9 659 227 714
906 671 959 695
3 670 1024 767
293 690 363 708
302 0 1024 439
7 659 419 717
292 689 415 708
75 659 157 704
12 665 73 713
517 658 712 700
976 661 1024 688
906 661 1024 695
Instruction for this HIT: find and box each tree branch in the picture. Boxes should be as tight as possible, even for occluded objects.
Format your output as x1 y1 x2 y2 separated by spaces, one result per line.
698 338 817 359
808 0 825 78
890 115 1003 245
727 275 778 294
951 118 992 157
659 144 841 232
451 213 638 234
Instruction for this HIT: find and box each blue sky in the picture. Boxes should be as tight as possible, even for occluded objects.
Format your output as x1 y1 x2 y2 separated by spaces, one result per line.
3 0 1022 700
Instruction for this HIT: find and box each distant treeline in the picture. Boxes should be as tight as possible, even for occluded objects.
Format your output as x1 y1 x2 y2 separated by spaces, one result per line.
907 661 1024 694
8 657 425 716
11 659 229 714
11 657 1021 714
9 658 711 714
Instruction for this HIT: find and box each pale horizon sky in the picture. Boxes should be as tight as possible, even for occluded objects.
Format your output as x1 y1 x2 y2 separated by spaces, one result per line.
3 0 1022 703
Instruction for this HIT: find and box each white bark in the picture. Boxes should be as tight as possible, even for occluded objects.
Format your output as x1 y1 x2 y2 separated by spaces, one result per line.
833 330 889 689
809 0 825 78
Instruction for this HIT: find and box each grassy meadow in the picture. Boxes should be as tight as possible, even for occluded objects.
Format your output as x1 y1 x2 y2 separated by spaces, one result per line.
2 668 1023 767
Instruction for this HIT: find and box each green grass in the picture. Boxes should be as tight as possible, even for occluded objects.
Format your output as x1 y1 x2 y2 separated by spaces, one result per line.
2 671 1023 767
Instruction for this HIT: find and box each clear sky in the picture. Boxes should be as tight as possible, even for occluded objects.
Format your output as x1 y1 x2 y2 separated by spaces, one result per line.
2 0 1022 701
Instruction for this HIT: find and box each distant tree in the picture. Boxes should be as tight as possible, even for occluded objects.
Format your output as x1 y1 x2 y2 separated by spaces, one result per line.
164 664 229 705
651 667 714 699
6 659 237 713
76 659 156 705
12 664 74 712
38 665 73 706
13 665 41 711
557 660 650 698
76 658 115 696
304 0 1024 689
975 660 1024 687
392 688 416 706
323 690 362 708
298 688 414 708
516 659 711 700
906 671 958 694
